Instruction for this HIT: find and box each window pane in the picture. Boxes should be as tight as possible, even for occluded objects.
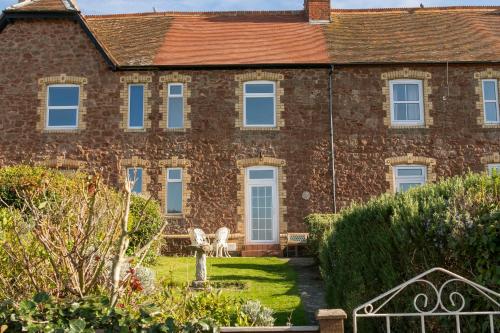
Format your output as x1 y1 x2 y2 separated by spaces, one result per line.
167 182 183 214
485 102 499 122
168 97 184 128
393 84 406 102
49 87 79 107
407 103 421 121
168 169 182 180
129 85 144 127
48 109 77 127
245 97 274 125
397 168 423 176
169 85 182 95
483 81 497 101
399 183 421 192
245 84 274 94
128 168 143 194
406 84 419 101
394 104 407 120
249 170 274 179
489 165 500 175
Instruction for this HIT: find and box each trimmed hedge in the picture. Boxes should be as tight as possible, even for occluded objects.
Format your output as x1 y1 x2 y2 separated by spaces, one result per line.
313 173 500 331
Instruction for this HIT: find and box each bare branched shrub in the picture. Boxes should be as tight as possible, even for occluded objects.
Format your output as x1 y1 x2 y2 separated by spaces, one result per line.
0 167 168 305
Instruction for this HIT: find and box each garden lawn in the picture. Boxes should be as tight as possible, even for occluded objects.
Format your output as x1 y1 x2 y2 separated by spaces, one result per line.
153 256 308 326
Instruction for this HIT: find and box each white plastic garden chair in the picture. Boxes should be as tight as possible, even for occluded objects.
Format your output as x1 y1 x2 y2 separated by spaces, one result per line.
213 227 231 257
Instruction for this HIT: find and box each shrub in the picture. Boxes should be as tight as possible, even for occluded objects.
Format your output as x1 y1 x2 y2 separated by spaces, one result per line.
304 213 338 261
0 288 275 332
128 194 164 265
318 173 500 332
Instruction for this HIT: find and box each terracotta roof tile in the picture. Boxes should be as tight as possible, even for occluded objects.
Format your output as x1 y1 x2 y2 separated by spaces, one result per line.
324 7 500 63
85 15 171 66
85 12 330 66
6 0 78 12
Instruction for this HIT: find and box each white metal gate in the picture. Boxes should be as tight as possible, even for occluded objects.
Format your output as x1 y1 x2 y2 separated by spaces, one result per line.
353 267 500 333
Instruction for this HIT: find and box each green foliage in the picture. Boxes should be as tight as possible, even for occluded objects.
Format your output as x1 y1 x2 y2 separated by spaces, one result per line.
318 173 500 332
0 287 274 332
128 195 164 265
304 214 338 261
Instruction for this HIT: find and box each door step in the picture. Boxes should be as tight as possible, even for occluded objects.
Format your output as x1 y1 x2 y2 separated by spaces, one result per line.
241 244 282 257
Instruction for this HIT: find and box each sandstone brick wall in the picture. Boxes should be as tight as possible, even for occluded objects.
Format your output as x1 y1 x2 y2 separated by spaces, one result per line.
332 64 500 209
1 18 499 245
0 19 334 239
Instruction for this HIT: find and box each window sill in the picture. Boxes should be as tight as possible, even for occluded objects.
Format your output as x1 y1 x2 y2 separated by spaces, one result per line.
389 124 428 129
240 127 280 131
481 123 500 129
43 128 81 134
164 128 187 133
124 128 147 133
165 213 184 219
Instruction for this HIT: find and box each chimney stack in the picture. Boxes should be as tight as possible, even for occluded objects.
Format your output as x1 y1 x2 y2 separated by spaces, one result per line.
304 0 331 24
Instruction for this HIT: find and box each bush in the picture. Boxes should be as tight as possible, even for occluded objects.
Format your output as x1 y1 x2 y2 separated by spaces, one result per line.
304 213 338 261
0 288 275 332
0 165 164 301
128 194 164 265
318 173 500 332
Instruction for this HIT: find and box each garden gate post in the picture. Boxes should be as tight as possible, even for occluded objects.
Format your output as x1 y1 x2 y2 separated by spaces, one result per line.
316 309 347 333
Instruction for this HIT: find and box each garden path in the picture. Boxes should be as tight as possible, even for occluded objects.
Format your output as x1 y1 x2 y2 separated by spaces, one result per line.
287 257 327 324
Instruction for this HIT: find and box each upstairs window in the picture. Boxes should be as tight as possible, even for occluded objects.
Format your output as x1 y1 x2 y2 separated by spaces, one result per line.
168 83 184 129
394 165 427 193
244 81 276 127
390 80 424 126
127 167 143 194
166 168 183 214
488 164 500 176
128 84 144 128
482 80 499 124
47 85 79 129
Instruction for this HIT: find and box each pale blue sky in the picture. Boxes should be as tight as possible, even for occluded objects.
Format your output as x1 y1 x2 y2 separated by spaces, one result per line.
1 0 498 15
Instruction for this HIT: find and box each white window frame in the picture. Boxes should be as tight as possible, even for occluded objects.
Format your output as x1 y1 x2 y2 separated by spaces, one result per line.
128 84 145 129
245 166 279 244
127 167 143 194
389 79 425 126
46 84 80 130
487 164 500 176
393 165 427 193
166 167 183 215
243 81 276 128
482 79 500 124
167 83 184 129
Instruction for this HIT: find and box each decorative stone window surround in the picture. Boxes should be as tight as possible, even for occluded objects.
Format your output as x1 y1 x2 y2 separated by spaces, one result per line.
481 153 500 171
235 71 285 130
474 69 500 128
382 68 433 128
37 74 88 133
159 73 192 131
236 157 287 243
159 157 191 218
119 157 151 197
385 154 437 193
38 156 86 170
119 74 153 132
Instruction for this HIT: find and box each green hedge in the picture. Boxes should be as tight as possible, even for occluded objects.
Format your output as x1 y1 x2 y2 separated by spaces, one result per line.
304 214 338 261
317 173 500 332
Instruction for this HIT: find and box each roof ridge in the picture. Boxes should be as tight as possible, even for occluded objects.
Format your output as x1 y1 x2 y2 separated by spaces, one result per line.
5 0 79 12
85 10 303 19
331 6 500 13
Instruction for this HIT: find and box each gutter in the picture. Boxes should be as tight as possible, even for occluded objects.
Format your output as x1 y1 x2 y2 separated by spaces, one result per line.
328 65 337 214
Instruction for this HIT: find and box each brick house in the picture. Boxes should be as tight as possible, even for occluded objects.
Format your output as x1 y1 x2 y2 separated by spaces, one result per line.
0 0 499 255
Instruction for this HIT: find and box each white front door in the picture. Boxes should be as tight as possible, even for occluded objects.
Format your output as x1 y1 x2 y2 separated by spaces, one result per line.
246 166 278 244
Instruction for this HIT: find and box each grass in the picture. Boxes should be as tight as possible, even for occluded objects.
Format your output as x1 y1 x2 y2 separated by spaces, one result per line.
153 256 308 326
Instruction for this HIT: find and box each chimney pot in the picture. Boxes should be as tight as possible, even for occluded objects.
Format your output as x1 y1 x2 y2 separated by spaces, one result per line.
304 0 331 24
